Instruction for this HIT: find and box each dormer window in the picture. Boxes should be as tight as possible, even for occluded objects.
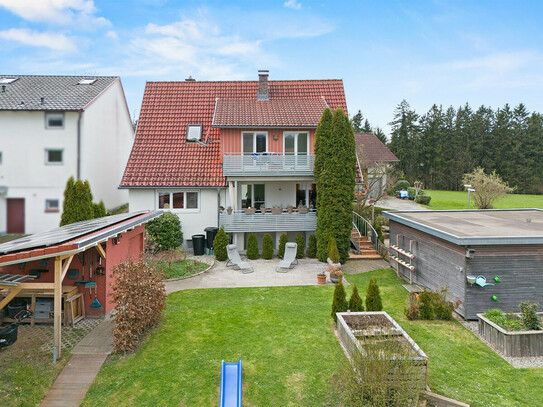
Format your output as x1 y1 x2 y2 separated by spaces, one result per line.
0 77 17 84
187 125 202 141
78 78 97 85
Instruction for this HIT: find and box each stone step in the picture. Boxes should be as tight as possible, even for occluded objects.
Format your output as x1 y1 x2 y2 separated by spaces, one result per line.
348 252 382 260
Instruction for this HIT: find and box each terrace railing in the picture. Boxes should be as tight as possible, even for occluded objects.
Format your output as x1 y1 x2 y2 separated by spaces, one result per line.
219 209 317 233
222 153 315 176
352 211 379 252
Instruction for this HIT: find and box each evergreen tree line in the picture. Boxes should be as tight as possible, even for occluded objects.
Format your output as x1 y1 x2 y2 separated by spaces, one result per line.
386 100 543 194
60 176 107 226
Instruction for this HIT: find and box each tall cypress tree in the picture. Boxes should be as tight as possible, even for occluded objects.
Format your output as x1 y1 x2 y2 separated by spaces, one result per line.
314 108 356 263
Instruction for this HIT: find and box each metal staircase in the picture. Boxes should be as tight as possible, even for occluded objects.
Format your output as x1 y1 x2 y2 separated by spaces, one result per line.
350 212 382 259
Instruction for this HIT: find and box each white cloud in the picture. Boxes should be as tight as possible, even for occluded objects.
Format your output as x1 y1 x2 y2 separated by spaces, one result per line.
0 28 76 51
0 0 110 27
105 30 119 40
284 0 302 10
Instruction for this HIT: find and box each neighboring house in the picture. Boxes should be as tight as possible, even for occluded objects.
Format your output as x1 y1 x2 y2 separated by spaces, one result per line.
355 132 399 199
384 209 543 319
121 71 347 249
0 75 134 235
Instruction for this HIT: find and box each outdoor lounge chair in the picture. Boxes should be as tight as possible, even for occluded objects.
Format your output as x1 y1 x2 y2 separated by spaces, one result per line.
226 244 254 274
276 242 298 273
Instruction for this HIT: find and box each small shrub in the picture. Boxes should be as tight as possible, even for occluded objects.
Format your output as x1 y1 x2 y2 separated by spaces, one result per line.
415 194 432 205
520 301 541 330
418 291 435 320
395 179 410 191
405 295 420 320
262 233 274 259
407 187 416 200
278 233 289 258
327 236 340 263
306 234 317 258
295 234 305 259
331 281 348 321
348 284 364 312
111 258 166 354
365 277 383 311
213 226 229 261
146 212 183 252
93 201 107 218
373 223 384 243
246 234 259 259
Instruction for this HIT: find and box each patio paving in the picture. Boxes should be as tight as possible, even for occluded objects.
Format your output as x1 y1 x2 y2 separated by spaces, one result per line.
165 257 344 294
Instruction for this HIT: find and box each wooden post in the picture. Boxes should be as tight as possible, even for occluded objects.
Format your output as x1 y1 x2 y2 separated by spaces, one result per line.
54 256 62 359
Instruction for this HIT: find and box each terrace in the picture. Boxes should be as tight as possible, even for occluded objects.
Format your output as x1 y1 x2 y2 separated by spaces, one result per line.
219 208 316 233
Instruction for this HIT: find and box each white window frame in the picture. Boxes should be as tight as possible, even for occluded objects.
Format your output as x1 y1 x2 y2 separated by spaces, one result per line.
45 112 65 129
156 190 200 212
45 199 60 212
187 124 203 141
242 131 268 155
44 148 64 165
283 131 309 155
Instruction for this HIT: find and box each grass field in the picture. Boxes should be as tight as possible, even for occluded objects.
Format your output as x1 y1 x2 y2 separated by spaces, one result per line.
82 269 543 407
425 190 543 210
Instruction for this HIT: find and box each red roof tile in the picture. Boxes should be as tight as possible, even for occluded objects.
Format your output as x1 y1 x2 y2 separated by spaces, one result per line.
213 97 328 128
121 79 347 187
355 133 399 166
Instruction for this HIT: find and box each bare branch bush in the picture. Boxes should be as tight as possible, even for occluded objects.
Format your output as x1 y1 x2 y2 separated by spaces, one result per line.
462 167 514 209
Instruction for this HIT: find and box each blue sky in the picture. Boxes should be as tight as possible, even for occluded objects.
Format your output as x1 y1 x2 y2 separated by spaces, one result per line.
1 0 543 134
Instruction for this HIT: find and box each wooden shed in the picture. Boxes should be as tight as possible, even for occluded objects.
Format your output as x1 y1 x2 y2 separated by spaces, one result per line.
0 211 160 358
384 209 543 320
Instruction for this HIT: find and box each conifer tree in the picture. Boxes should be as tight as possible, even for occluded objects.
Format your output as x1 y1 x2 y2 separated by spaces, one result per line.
246 234 259 259
331 280 348 321
213 226 229 261
306 234 317 258
278 234 289 258
262 234 274 259
60 177 76 226
365 277 383 311
348 284 364 312
295 234 305 259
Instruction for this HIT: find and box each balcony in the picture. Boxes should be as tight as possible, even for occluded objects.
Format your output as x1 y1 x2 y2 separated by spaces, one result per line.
219 209 317 233
223 153 315 177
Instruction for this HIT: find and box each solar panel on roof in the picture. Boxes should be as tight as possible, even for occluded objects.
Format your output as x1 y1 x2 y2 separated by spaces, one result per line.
0 211 151 255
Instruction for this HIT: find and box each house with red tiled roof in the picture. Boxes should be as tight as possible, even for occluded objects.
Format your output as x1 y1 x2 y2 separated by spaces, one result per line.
355 132 399 199
121 71 348 250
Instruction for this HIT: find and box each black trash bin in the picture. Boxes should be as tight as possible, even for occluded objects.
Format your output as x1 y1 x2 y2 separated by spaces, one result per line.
204 227 219 249
192 234 205 255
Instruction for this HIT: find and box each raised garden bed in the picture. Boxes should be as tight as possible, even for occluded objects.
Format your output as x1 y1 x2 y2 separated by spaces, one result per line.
336 311 428 391
478 313 543 357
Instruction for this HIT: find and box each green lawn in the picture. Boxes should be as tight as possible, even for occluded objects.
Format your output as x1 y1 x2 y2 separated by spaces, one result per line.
82 269 543 406
425 190 543 210
153 259 208 279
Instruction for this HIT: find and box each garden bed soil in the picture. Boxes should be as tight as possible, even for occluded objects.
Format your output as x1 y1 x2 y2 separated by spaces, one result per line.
343 313 393 331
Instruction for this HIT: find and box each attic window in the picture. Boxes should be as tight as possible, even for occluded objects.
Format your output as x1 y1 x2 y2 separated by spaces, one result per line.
187 125 202 141
0 77 17 84
78 78 97 85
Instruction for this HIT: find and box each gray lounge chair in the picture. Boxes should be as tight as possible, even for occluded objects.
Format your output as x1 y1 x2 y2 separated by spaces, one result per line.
226 244 254 274
276 242 298 272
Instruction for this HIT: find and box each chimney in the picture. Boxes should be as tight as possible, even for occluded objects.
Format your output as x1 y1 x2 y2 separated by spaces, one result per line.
1 85 5 93
185 76 196 82
257 70 269 100
40 97 45 105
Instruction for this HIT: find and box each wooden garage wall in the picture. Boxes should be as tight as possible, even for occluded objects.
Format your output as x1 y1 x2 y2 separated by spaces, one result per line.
464 245 543 319
389 221 467 317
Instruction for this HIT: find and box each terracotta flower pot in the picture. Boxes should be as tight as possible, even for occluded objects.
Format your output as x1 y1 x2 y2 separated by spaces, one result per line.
317 274 326 284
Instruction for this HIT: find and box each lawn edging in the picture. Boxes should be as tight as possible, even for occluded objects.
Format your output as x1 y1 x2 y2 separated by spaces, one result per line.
162 259 215 282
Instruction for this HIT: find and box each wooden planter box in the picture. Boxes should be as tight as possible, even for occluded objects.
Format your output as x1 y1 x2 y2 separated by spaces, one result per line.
477 313 543 357
336 312 428 392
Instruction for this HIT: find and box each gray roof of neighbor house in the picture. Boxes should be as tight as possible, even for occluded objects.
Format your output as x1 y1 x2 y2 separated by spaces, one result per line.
0 75 118 111
355 132 399 165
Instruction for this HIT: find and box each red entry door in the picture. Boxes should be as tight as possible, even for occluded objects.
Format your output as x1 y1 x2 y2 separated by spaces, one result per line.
7 198 25 234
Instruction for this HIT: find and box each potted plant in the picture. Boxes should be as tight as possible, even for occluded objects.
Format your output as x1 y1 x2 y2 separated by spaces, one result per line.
328 265 343 283
317 271 327 284
226 206 233 215
260 204 267 214
244 207 256 215
271 205 282 215
286 205 294 214
298 205 309 214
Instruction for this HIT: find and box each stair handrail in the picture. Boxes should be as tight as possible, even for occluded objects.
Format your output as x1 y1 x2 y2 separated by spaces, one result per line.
352 211 379 252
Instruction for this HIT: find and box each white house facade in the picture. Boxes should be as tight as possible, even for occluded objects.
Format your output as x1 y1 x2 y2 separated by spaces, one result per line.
0 75 134 234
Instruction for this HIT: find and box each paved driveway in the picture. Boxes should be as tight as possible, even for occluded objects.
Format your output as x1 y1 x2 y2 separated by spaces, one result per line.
375 195 430 211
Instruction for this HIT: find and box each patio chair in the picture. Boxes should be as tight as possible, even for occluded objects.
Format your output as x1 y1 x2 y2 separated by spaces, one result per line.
276 242 298 273
226 244 254 274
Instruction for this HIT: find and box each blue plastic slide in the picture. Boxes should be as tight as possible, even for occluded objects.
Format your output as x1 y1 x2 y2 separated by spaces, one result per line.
219 359 242 407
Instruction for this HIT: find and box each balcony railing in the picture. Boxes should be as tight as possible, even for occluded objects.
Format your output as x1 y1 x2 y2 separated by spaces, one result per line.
219 209 317 233
223 153 315 176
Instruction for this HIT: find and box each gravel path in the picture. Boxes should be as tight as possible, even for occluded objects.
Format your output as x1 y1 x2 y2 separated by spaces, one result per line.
459 319 543 368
